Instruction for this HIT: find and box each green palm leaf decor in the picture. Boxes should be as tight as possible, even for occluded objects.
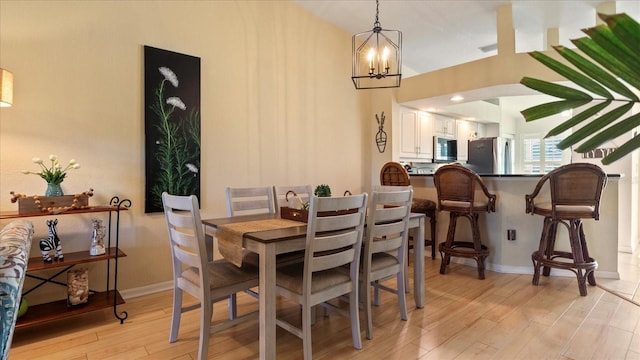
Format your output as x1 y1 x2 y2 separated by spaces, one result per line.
521 13 640 165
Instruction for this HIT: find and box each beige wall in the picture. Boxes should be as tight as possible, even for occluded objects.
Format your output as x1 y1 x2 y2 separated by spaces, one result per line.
0 0 374 303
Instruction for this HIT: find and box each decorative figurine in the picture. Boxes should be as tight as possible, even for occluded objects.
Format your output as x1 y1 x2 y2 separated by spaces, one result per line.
90 219 106 256
39 218 63 262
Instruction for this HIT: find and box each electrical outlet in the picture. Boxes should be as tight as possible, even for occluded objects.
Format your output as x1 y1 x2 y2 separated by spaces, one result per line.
507 229 516 241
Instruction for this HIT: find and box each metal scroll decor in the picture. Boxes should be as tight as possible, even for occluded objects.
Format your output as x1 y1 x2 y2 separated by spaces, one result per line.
582 147 617 159
375 112 387 153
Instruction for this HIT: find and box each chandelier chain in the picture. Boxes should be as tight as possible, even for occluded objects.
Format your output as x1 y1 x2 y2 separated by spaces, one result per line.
374 0 380 28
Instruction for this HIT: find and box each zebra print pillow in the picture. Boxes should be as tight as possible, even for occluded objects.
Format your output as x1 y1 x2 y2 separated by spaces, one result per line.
0 220 34 360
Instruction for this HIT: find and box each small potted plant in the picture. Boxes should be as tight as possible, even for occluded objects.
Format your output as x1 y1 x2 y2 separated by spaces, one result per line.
314 184 331 197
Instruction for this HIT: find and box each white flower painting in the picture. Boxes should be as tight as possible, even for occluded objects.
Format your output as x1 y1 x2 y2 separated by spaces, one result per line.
144 46 201 213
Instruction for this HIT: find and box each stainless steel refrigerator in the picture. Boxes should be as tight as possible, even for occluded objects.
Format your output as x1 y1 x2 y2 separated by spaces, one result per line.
466 137 514 174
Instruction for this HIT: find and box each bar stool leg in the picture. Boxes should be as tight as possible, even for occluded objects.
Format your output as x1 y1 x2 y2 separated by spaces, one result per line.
532 217 551 286
542 221 558 277
429 211 437 260
439 213 458 274
568 219 589 296
578 223 597 286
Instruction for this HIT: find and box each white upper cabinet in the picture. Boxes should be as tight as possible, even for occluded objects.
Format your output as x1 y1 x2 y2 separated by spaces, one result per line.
434 115 456 138
399 107 433 160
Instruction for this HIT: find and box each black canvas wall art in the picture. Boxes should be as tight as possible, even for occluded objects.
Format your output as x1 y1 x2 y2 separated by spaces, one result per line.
144 46 201 213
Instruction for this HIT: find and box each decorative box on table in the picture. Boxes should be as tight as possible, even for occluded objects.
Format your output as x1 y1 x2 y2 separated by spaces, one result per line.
280 207 310 223
280 190 310 223
280 207 359 223
11 189 93 214
279 190 358 223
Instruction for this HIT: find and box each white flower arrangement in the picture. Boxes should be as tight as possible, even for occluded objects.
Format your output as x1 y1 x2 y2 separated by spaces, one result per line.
22 155 80 184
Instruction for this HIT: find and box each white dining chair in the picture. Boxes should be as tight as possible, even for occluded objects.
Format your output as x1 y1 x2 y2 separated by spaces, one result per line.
162 193 259 360
274 193 368 359
225 186 305 281
224 186 275 314
361 187 413 340
225 186 275 216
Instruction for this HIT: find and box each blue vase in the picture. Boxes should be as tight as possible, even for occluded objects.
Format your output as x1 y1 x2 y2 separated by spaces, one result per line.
46 183 64 197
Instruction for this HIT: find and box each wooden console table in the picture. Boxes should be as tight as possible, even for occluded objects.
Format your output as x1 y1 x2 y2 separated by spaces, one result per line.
0 196 130 328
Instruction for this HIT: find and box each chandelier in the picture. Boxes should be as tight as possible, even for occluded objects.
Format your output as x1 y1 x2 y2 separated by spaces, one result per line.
352 0 402 89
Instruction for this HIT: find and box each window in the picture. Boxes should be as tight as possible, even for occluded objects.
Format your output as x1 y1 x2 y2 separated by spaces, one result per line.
522 135 567 174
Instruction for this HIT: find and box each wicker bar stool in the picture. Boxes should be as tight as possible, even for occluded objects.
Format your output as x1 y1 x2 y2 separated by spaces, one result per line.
434 163 496 279
525 163 607 296
380 162 438 259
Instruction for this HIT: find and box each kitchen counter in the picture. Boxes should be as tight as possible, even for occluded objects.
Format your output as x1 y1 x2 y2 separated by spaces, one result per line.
409 174 621 279
410 172 622 178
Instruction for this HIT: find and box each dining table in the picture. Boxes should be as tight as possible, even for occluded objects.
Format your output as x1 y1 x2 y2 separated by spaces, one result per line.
203 212 425 360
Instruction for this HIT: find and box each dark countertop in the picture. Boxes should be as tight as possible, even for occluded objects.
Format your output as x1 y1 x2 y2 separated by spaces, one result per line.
409 173 622 178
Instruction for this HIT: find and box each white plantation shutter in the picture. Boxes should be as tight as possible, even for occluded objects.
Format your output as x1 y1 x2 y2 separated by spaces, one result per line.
522 135 566 174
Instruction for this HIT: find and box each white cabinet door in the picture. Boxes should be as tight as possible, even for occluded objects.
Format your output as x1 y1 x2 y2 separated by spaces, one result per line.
456 120 470 162
399 108 433 160
417 112 433 159
435 115 456 138
399 109 419 158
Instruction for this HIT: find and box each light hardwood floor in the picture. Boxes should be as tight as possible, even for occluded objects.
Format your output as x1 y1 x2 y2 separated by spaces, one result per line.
10 257 640 360
599 250 640 304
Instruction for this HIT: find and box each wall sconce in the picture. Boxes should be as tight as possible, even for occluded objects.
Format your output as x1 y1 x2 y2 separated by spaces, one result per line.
0 68 14 107
352 0 402 90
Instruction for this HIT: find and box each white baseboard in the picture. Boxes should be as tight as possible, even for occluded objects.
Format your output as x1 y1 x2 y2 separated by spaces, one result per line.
121 257 622 300
449 258 620 280
119 280 173 300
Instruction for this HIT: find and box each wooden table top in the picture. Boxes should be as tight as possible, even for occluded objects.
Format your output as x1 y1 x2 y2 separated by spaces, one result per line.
203 212 425 244
203 213 308 243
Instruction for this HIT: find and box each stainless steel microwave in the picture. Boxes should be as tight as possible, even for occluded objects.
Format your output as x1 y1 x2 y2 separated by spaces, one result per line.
433 136 458 162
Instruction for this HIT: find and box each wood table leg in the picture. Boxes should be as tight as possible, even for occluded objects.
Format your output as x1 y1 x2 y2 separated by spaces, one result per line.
414 215 425 308
258 242 276 360
204 226 215 262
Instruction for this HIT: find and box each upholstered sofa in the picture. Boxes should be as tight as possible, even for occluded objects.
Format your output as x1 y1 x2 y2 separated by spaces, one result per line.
0 220 34 360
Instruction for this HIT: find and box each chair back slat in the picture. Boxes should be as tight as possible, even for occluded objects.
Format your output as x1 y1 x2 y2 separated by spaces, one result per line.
173 245 201 269
376 205 410 222
166 210 197 232
372 234 403 254
168 226 198 250
225 186 275 216
372 220 406 239
312 230 360 253
312 248 356 272
315 212 362 232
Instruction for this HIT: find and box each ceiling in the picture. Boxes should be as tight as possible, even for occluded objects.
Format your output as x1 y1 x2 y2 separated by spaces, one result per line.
293 0 639 77
293 0 639 121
